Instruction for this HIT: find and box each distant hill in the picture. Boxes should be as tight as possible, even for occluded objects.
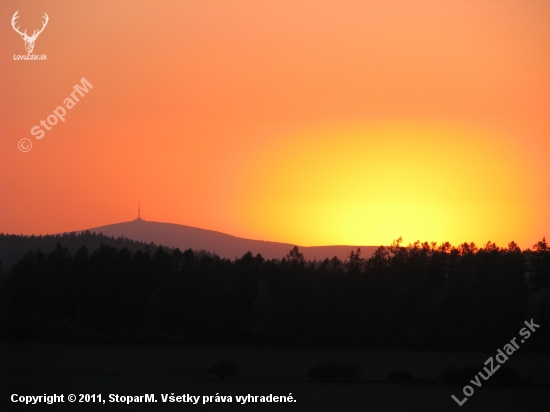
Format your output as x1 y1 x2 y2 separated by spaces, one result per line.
0 220 380 272
80 219 379 262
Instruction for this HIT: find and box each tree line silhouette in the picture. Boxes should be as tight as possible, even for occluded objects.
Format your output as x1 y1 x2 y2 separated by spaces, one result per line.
0 231 165 271
1 235 548 350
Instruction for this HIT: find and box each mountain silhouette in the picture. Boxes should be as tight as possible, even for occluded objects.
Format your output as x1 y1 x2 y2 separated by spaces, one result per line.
80 219 379 261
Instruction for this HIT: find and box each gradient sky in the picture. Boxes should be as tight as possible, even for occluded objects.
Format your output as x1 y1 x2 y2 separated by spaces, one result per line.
1 1 549 249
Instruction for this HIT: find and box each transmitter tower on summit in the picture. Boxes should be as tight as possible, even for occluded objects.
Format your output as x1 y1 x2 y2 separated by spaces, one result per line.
135 200 144 222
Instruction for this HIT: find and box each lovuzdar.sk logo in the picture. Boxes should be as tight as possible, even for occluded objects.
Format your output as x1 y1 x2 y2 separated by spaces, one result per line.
11 10 49 60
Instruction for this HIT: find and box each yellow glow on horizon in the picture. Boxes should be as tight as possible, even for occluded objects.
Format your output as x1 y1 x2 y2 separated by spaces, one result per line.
228 120 539 247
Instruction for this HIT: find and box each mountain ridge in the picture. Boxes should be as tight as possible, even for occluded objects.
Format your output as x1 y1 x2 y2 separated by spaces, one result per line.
80 219 379 262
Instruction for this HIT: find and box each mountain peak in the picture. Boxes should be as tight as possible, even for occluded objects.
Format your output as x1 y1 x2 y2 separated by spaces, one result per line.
80 220 378 261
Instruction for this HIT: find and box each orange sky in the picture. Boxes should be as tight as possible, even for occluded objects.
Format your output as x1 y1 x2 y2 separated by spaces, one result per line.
1 1 549 249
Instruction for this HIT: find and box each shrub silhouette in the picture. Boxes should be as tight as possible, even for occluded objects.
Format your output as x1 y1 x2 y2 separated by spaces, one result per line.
388 370 415 383
207 361 239 379
308 362 361 382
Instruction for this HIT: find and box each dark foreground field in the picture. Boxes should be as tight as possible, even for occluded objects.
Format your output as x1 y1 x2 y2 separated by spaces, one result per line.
1 343 549 411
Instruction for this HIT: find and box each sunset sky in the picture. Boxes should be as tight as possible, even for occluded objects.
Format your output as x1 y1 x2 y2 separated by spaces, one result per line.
1 1 549 249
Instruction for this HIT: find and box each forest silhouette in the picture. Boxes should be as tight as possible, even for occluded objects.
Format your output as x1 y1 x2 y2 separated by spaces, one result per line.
1 234 549 350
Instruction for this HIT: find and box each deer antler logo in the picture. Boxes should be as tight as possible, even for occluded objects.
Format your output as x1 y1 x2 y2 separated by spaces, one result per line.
11 11 49 54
